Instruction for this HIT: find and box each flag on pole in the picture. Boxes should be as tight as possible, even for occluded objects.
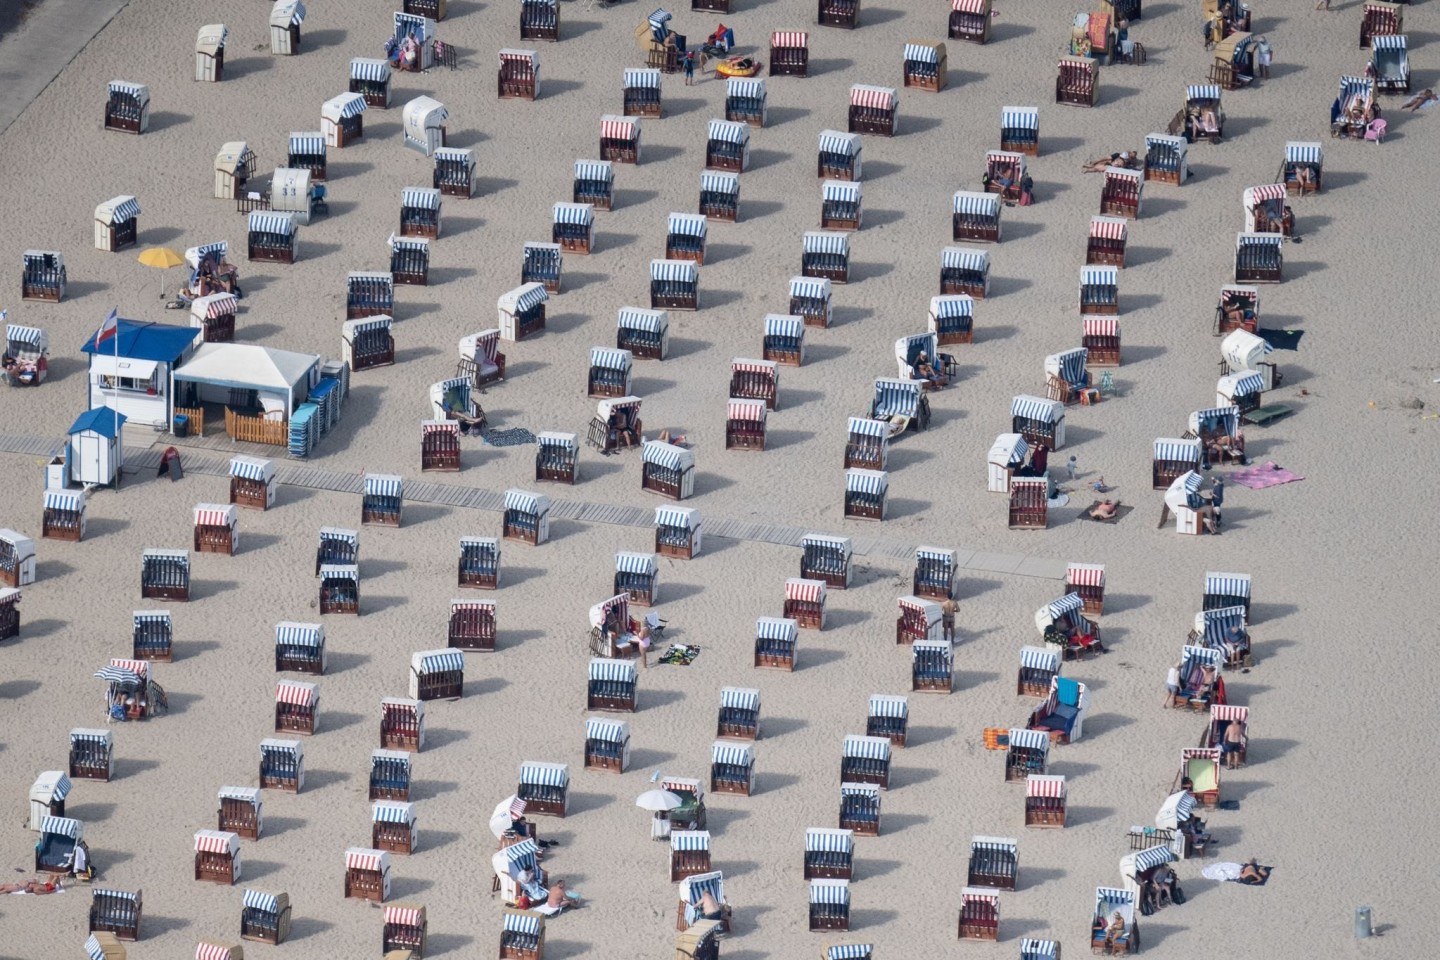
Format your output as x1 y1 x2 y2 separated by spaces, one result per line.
96 308 119 346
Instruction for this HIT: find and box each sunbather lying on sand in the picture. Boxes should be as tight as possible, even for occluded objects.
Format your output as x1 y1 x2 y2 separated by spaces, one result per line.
1 879 64 895
1402 89 1438 111
1081 151 1136 173
1089 499 1120 520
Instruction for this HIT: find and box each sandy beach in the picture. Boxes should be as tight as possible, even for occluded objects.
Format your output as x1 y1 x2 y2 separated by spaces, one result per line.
1 0 1438 956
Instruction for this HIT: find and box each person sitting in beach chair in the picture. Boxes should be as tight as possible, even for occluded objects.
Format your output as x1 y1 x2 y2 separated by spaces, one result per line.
911 351 947 387
1097 910 1127 954
511 865 581 913
1148 863 1182 909
608 408 639 451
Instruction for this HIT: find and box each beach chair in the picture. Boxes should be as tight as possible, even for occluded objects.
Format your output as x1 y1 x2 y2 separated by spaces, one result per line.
1203 571 1252 618
770 31 809 76
1278 141 1322 195
1079 318 1121 368
1361 0 1402 48
94 196 140 253
717 687 760 740
1085 217 1128 270
344 273 393 321
623 68 663 118
1194 604 1251 667
431 148 475 201
837 418 887 473
642 442 697 500
410 649 464 701
213 144 257 200
192 504 238 556
496 284 548 342
670 831 711 881
821 180 864 231
502 489 550 545
816 131 862 182
677 872 732 933
810 879 851 931
500 909 545 960
723 398 767 452
103 81 149 135
599 116 641 165
194 24 228 81
676 921 720 960
274 679 319 735
820 0 859 28
314 528 358 576
1177 746 1223 808
1000 105 1039 155
89 888 142 941
518 761 569 816
803 828 855 881
69 729 112 782
665 212 707 265
350 57 392 107
129 610 171 662
613 308 667 363
35 815 83 874
843 468 888 520
953 190 1001 245
871 377 931 433
1064 563 1106 617
318 564 359 615
895 596 942 644
1216 371 1265 416
1091 887 1138 954
520 0 558 40
692 172 741 227
762 314 806 368
1233 231 1283 283
1243 184 1293 236
373 801 420 857
1008 478 1048 530
217 786 262 839
663 776 708 831
801 534 852 588
588 594 634 659
1056 55 1098 106
613 551 658 606
940 246 989 298
781 577 826 629
908 547 955 600
1144 133 1188 187
710 741 755 796
651 259 699 311
341 317 395 373
583 717 631 774
985 150 1027 204
239 890 290 945
498 48 540 100
259 738 304 792
754 616 798 671
840 734 891 789
586 347 633 399
1100 167 1142 219
1120 845 1178 915
705 120 750 172
225 456 276 511
911 638 952 694
573 160 614 212
370 750 412 801
493 838 543 906
957 887 1000 940
986 434 1028 493
1152 438 1201 490
1205 703 1249 766
866 695 908 747
1018 646 1060 698
194 830 241 885
968 836 1018 890
1169 644 1224 710
3 321 51 387
189 292 238 343
724 77 766 129
140 549 190 601
1028 676 1089 744
27 771 69 831
588 658 637 712
1025 774 1067 828
419 420 460 473
1215 284 1259 335
1012 395 1066 449
655 506 701 559
1036 593 1100 661
848 83 900 139
1005 728 1050 782
381 698 426 752
839 782 881 835
344 848 392 902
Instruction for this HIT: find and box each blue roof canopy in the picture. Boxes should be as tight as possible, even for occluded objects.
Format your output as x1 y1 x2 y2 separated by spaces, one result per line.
81 319 198 363
69 408 129 438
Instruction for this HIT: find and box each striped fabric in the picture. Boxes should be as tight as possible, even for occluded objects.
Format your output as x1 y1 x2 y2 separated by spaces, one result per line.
912 639 950 659
199 293 239 318
421 420 459 436
817 131 860 156
842 734 891 760
85 935 106 960
1146 132 1186 150
972 835 1018 855
712 742 754 765
700 171 739 194
1204 573 1251 598
720 686 760 709
614 551 656 575
727 398 766 422
1019 646 1060 671
1177 471 1205 494
1007 728 1050 752
810 879 850 904
1082 318 1119 337
194 830 236 853
952 0 988 10
823 181 861 202
101 197 141 223
1021 938 1060 959
1011 396 1059 422
1212 704 1248 722
772 31 808 47
623 67 661 88
1066 563 1105 587
1236 232 1283 252
790 276 832 299
1025 774 1066 798
416 650 464 674
196 945 236 960
1047 593 1085 619
1001 106 1039 130
903 42 939 63
667 212 707 237
243 889 279 912
707 119 749 144
348 270 392 285
575 159 614 182
5 323 44 344
1202 606 1247 642
989 433 1027 464
1372 33 1406 51
1285 141 1322 163
671 829 710 851
260 738 302 759
384 905 424 926
953 191 998 215
941 246 988 270
828 946 873 960
1170 789 1198 820
43 490 83 511
1132 845 1176 872
590 347 632 371
1090 216 1127 240
504 284 549 314
850 84 896 109
840 782 880 799
765 314 804 338
289 132 324 155
504 838 540 865
194 504 236 527
554 202 594 225
319 526 358 545
847 416 887 439
1246 183 1288 203
248 212 294 235
504 911 543 934
599 116 638 139
40 816 81 837
519 762 569 787
46 773 73 801
650 259 698 282
1339 75 1373 100
845 468 887 495
351 58 391 82
618 307 666 332
276 680 316 706
756 617 798 641
449 598 495 615
1223 372 1266 396
498 48 538 66
326 93 367 118
929 295 973 320
110 657 149 677
1154 438 1200 461
785 578 825 602
503 489 548 514
318 563 358 581
868 694 907 718
647 8 672 30
71 730 110 744
1186 84 1222 102
801 534 851 553
726 77 766 99
1181 644 1223 671
108 80 147 99
641 441 688 470
277 1 306 26
872 378 920 417
584 717 629 742
401 187 441 210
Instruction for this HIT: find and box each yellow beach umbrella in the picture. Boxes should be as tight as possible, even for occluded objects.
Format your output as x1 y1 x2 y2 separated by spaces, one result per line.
137 246 185 299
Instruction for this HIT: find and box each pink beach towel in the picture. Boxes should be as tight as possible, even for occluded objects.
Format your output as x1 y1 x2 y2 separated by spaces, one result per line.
1230 462 1304 489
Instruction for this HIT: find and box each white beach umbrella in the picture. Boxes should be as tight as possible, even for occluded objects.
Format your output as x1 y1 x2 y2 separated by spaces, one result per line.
636 789 682 812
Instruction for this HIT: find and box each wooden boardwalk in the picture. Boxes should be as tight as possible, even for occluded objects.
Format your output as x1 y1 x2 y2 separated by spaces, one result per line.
0 433 1066 580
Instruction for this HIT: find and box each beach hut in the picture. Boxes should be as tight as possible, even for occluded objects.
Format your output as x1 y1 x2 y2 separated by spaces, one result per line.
194 830 242 885
502 489 550 545
0 530 35 588
195 24 228 81
1100 167 1142 221
0 587 18 640
678 872 731 934
614 551 659 606
1279 141 1322 195
911 638 952 694
103 81 149 134
755 616 798 670
840 734 891 789
500 909 545 960
1056 55 1098 106
321 93 366 148
761 314 805 367
1004 728 1049 781
518 761 569 816
315 527 358 574
287 133 327 181
275 679 319 735
1216 370 1266 414
399 187 442 239
1144 134 1188 186
344 848 391 901
844 468 888 520
552 203 593 255
274 620 326 674
318 563 359 614
583 717 630 773
246 212 296 264
350 58 391 107
725 398 768 452
1085 218 1128 271
588 657 637 712
1152 438 1201 490
420 420 460 472
65 412 125 489
1028 676 1088 744
69 729 112 782
599 117 639 166
968 837 1018 890
370 750 412 801
770 31 809 76
193 504 238 556
710 742 755 796
1178 746 1222 807
940 246 989 298
1011 395 1065 449
240 890 290 945
1243 185 1292 237
810 880 851 932
843 417 888 471
896 596 942 644
1215 284 1259 336
902 41 947 92
987 433 1028 493
269 0 305 54
622 68 662 118
403 97 448 156
362 474 404 527
449 598 496 651
820 181 863 232
950 0 991 43
717 687 760 740
457 330 504 386
952 191 1001 243
1162 471 1211 535
866 695 908 747
498 48 540 100
587 395 643 454
27 771 69 831
534 432 579 485
498 283 549 340
1024 774 1067 828
789 277 833 330
35 816 82 873
574 159 615 212
1361 0 1402 47
139 549 189 602
217 786 262 839
670 830 712 882
94 196 140 252
1017 646 1060 698
190 292 238 343
342 318 395 374
816 131 862 183
430 148 475 201
1204 571 1252 617
521 242 561 293
800 534 851 588
848 85 897 136
784 577 827 629
382 904 428 957
380 698 426 752
1008 477 1048 530
259 738 304 792
801 232 850 285
665 213 707 263
90 888 141 941
839 782 880 835
372 801 418 854
1000 106 1039 156
20 253 65 303
641 441 696 500
1205 703 1249 766
957 887 999 941
656 506 701 559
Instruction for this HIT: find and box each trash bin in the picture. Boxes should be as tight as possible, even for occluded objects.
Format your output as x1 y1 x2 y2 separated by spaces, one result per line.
173 415 189 438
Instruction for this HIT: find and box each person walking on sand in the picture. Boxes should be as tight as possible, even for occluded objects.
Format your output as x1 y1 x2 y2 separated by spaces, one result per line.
940 596 958 643
1067 455 1078 481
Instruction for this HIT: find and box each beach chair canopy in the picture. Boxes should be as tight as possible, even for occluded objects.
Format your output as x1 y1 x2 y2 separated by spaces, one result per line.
585 717 629 742
929 294 973 321
96 197 141 225
952 190 998 216
845 468 887 496
1011 395 1063 424
271 0 306 28
1186 84 1222 105
352 57 391 82
197 24 228 54
707 119 749 144
989 433 1028 466
503 489 550 515
656 506 699 530
248 211 295 236
1205 572 1252 599
1220 329 1274 371
726 77 766 100
1002 106 1039 130
1164 471 1206 510
842 734 891 761
1156 789 1198 829
321 93 367 121
107 80 149 104
804 231 850 255
869 694 907 719
519 761 569 787
650 259 698 283
1154 438 1201 462
667 212 707 238
872 378 922 417
942 246 989 271
642 440 695 470
711 741 754 765
499 283 549 315
600 116 638 139
1020 645 1060 674
618 307 667 333
1285 141 1322 165
850 84 897 109
773 30 808 47
756 616 799 643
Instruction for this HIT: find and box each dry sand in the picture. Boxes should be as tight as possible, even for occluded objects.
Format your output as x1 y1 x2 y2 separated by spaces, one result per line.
1 0 1438 956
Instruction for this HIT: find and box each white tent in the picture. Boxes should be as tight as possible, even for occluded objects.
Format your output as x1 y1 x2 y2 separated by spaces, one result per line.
173 343 320 421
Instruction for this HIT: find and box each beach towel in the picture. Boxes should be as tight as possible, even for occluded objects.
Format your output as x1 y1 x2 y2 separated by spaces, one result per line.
1257 328 1304 351
658 644 700 666
1202 862 1243 881
1080 501 1132 523
482 427 537 447
1230 462 1304 489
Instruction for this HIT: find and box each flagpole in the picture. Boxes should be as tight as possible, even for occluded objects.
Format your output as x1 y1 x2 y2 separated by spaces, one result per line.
112 309 120 482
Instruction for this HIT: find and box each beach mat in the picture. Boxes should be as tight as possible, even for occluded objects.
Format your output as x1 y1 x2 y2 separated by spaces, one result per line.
1257 328 1303 351
1079 501 1133 523
1230 462 1304 490
482 427 536 447
658 644 700 666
